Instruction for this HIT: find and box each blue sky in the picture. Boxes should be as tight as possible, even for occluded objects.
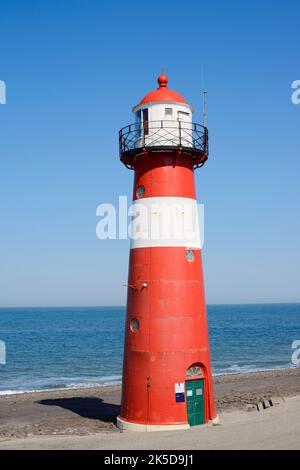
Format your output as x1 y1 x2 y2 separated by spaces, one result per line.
0 0 299 306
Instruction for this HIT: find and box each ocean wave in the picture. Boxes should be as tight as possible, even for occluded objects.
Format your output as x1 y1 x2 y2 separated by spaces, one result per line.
0 375 122 396
0 365 298 396
213 363 297 376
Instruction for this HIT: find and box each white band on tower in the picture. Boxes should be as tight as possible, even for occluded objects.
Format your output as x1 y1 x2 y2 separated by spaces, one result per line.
129 196 203 249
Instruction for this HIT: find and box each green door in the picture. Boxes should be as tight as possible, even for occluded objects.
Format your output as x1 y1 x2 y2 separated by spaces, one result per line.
186 379 205 426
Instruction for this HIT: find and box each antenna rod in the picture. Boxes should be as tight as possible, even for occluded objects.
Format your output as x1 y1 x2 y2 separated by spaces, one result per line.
202 91 207 128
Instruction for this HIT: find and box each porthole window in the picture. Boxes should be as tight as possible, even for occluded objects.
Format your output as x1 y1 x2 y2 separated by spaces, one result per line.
136 185 145 199
185 249 195 263
130 318 140 333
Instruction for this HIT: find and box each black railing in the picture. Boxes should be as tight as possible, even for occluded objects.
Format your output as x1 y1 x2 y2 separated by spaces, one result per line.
119 120 208 169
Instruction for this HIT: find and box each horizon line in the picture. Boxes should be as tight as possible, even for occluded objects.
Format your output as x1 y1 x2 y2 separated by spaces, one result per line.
0 301 300 310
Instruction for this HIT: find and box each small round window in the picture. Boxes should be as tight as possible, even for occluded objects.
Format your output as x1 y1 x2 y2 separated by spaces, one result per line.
130 318 140 332
185 249 195 263
136 185 145 199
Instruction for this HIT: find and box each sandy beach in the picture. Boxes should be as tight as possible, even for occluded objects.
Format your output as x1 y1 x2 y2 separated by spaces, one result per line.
0 368 299 449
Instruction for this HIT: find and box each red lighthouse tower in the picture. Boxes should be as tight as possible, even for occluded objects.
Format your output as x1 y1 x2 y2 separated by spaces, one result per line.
117 73 217 431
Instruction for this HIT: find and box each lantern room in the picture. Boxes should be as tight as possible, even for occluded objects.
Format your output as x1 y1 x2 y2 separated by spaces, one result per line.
119 73 208 170
133 72 193 128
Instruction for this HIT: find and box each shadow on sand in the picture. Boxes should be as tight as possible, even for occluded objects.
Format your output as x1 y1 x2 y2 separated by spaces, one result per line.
37 397 120 424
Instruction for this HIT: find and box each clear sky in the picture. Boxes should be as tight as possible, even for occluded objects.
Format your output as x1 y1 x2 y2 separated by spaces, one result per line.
0 0 299 307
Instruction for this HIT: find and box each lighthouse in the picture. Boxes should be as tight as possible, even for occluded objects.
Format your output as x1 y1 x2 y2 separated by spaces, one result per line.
117 73 217 431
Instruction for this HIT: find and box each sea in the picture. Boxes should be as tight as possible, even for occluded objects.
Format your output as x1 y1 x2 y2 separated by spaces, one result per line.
0 304 299 395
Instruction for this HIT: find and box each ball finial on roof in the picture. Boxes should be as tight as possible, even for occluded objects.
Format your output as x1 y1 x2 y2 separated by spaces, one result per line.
138 73 188 105
157 72 168 88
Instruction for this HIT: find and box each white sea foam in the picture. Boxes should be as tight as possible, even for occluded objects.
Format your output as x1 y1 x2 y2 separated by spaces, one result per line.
0 366 297 396
213 364 296 376
0 375 122 396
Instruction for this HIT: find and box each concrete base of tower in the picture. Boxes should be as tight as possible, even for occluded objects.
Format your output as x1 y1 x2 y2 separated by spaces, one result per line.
117 416 190 433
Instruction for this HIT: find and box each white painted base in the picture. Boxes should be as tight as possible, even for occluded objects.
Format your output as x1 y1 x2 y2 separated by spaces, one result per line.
117 416 190 433
211 415 220 425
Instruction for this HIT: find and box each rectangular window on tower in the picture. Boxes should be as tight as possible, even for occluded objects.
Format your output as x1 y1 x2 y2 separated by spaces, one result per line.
165 108 173 116
143 108 149 135
178 111 190 121
136 110 142 138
